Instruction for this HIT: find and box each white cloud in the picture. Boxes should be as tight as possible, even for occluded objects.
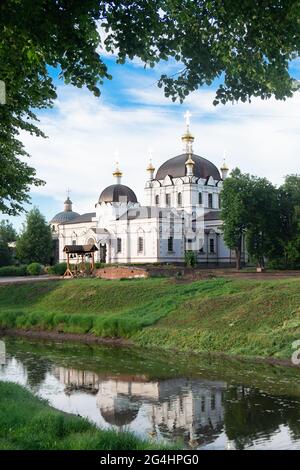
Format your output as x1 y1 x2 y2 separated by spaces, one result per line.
19 77 300 224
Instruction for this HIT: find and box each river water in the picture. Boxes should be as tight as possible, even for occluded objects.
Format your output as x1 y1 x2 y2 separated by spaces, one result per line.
1 335 300 450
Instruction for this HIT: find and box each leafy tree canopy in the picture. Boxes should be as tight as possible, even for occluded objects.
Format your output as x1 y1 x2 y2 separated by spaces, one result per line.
0 219 17 243
1 0 300 214
221 168 293 269
16 207 53 265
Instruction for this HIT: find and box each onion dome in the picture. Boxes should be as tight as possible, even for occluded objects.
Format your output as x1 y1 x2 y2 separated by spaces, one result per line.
98 184 138 204
156 154 221 180
50 197 80 224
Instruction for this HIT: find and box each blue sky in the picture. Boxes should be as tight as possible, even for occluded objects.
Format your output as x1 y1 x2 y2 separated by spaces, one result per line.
5 55 300 231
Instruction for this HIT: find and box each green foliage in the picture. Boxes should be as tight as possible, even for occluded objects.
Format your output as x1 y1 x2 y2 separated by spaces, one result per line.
1 1 300 214
279 175 300 267
26 262 43 276
47 262 67 276
0 382 170 450
0 265 27 276
0 276 300 359
16 208 53 265
221 169 294 269
184 250 197 267
0 220 17 243
0 241 13 267
0 220 16 266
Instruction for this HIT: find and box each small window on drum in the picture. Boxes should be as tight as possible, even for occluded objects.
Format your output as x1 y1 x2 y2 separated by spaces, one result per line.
177 192 182 207
155 194 160 205
117 238 122 253
198 192 202 205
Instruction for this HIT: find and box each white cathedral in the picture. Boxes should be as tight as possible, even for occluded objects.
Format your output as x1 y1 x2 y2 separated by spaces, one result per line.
50 115 243 266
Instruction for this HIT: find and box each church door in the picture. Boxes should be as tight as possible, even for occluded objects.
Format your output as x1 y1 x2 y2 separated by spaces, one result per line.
100 243 107 263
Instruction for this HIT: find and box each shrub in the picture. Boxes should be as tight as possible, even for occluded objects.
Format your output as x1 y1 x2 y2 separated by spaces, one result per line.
48 262 67 276
184 250 197 267
0 265 27 277
27 262 43 276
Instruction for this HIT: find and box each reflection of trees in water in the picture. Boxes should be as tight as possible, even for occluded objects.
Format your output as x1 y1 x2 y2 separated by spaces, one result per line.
224 386 300 449
10 350 52 390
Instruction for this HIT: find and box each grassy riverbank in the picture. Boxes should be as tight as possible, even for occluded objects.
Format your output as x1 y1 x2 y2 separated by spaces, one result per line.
0 277 300 360
0 382 169 450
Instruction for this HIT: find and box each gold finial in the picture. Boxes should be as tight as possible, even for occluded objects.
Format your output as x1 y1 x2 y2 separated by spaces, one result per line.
221 150 229 170
182 110 194 154
220 152 229 180
147 159 155 172
147 149 155 172
221 158 229 171
113 159 123 178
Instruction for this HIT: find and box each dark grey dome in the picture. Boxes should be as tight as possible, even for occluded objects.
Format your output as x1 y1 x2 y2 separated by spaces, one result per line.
156 154 221 180
50 211 80 224
99 184 138 204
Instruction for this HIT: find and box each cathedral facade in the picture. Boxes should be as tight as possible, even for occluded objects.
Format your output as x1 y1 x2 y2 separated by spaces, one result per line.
50 118 243 266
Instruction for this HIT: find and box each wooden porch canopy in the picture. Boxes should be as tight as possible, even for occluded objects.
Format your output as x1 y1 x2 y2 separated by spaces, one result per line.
63 244 98 278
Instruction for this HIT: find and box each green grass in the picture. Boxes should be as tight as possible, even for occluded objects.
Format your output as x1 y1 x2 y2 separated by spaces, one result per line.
0 277 300 359
0 382 171 450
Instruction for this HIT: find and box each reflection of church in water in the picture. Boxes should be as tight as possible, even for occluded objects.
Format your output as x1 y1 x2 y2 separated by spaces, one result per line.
54 367 226 447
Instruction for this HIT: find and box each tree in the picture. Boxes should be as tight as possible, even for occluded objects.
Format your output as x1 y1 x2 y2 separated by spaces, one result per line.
0 241 13 267
244 178 281 269
0 219 17 244
221 169 252 269
0 220 16 266
280 174 300 266
16 207 53 265
1 1 300 214
221 169 285 270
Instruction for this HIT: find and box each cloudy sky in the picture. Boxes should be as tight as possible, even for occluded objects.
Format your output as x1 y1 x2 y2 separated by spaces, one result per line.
7 55 300 230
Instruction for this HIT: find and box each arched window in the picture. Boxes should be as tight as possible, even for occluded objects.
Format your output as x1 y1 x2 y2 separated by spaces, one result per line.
155 194 160 205
208 193 213 209
117 238 122 253
199 192 202 205
177 192 182 207
218 194 222 209
138 236 144 253
87 238 95 245
165 194 171 206
168 236 174 252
